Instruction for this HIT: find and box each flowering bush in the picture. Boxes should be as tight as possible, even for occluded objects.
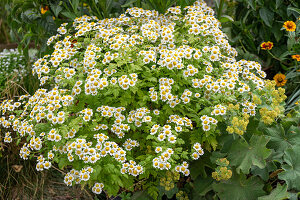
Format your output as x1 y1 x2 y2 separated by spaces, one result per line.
0 0 291 198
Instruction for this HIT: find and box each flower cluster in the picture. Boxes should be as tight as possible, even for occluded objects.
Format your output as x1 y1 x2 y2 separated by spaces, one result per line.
191 142 204 160
121 160 144 176
175 161 190 176
153 148 173 170
3 132 12 143
92 182 104 194
212 158 232 181
226 114 249 135
200 115 218 131
160 171 180 191
36 155 52 171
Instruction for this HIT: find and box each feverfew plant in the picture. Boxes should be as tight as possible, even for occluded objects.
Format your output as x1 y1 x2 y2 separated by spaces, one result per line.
0 0 286 198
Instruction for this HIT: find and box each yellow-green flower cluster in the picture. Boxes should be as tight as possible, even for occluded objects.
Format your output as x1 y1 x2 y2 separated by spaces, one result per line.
212 158 232 181
226 114 249 135
252 94 262 105
160 170 180 191
259 107 282 125
271 87 286 106
176 191 189 200
258 80 286 125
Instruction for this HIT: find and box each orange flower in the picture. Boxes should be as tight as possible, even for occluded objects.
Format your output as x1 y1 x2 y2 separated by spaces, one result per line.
283 21 296 32
260 41 273 50
41 5 49 15
292 55 300 61
273 73 287 87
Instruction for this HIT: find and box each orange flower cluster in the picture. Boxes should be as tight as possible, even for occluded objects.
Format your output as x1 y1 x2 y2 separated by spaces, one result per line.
273 73 287 87
260 41 273 50
41 5 49 15
292 55 300 61
283 21 296 32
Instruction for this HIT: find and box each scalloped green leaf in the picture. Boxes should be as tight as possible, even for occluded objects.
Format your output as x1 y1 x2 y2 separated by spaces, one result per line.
258 184 289 200
265 124 300 157
278 146 300 190
228 135 271 174
213 173 266 200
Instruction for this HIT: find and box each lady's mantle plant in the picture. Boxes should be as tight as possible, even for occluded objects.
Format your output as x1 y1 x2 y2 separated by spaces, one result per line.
0 0 286 197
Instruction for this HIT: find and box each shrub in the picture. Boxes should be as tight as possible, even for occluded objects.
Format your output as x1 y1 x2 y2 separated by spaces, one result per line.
0 0 294 199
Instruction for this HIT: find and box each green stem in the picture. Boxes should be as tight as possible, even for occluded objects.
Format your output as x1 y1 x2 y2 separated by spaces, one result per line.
92 0 103 19
217 0 225 19
267 50 290 68
267 50 281 62
239 39 247 53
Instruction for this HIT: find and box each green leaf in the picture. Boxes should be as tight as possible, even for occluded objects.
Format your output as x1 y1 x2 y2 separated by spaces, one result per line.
273 22 283 42
50 2 63 17
131 190 151 200
276 0 283 9
251 162 277 181
157 185 178 199
259 7 274 27
228 135 271 174
258 184 289 200
193 176 213 197
72 0 80 11
213 173 266 200
279 51 293 61
190 154 212 180
278 146 300 190
147 186 159 200
287 7 300 15
58 157 69 169
247 0 256 10
219 15 234 23
288 192 300 200
265 125 300 157
34 123 51 133
287 37 295 51
121 0 138 7
61 11 76 20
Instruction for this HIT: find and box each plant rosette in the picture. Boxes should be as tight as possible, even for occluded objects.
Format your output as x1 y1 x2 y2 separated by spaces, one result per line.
0 0 286 197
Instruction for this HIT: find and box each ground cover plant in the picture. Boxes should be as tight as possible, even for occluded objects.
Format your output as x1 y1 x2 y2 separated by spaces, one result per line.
0 0 300 199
